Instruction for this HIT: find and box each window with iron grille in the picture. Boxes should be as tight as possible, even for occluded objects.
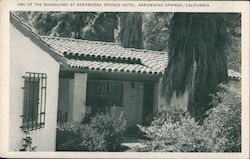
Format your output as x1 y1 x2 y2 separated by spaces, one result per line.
86 80 123 113
20 72 47 131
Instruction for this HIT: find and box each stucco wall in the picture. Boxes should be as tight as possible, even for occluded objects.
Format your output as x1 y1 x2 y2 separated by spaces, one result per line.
229 80 241 89
9 24 60 151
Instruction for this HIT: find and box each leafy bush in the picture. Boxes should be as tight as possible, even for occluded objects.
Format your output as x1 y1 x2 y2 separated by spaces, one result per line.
202 84 241 152
56 107 127 151
90 109 127 151
137 84 241 152
137 108 204 152
56 122 106 151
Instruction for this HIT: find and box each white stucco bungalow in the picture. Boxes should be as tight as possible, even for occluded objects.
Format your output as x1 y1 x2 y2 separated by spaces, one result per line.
9 13 241 151
9 12 168 151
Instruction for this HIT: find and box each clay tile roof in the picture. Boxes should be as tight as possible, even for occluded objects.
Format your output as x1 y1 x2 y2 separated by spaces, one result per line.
228 69 241 80
41 36 168 75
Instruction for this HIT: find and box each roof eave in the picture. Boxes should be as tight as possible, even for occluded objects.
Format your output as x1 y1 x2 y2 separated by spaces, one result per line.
60 68 162 82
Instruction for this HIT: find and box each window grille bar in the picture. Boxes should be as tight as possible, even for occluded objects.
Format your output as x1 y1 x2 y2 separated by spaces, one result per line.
21 80 25 130
35 74 40 129
43 74 47 126
31 73 35 130
40 74 43 128
27 73 31 130
35 73 37 130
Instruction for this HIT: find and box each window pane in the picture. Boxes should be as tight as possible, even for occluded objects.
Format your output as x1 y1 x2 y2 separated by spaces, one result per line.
30 80 39 121
23 80 39 123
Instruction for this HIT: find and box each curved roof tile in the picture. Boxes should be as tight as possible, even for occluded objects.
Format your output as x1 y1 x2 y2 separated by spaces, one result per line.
41 36 168 75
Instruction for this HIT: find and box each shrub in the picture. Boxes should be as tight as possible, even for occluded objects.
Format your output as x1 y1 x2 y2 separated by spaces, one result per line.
137 108 203 152
56 106 127 151
56 122 106 151
202 84 241 152
137 84 241 152
90 107 127 151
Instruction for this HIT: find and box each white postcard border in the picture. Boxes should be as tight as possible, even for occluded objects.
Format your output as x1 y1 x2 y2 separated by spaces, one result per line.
0 0 249 158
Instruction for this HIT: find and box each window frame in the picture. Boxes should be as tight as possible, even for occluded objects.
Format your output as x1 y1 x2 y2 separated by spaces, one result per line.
86 80 124 109
20 72 47 131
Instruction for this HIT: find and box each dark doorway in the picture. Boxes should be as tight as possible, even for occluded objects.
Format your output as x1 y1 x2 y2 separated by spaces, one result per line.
142 83 154 122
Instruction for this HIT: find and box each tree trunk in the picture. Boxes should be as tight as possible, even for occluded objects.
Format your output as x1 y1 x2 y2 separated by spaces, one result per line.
120 12 143 49
161 13 228 121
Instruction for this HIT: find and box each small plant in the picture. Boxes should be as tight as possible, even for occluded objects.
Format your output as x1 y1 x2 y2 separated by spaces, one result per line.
19 130 37 151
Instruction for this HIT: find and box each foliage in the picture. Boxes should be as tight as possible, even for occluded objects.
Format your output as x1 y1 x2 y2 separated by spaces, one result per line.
226 35 241 72
161 13 229 120
89 108 127 151
14 11 118 42
142 13 173 51
137 108 203 152
56 107 127 151
56 121 106 151
137 84 241 152
203 84 241 152
224 13 241 72
120 12 143 49
19 130 37 151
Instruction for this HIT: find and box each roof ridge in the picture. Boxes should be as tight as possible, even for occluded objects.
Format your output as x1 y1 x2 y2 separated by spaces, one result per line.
41 35 168 55
41 36 120 46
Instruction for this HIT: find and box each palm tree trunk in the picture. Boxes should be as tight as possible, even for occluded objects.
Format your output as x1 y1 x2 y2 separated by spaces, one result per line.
161 13 228 121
